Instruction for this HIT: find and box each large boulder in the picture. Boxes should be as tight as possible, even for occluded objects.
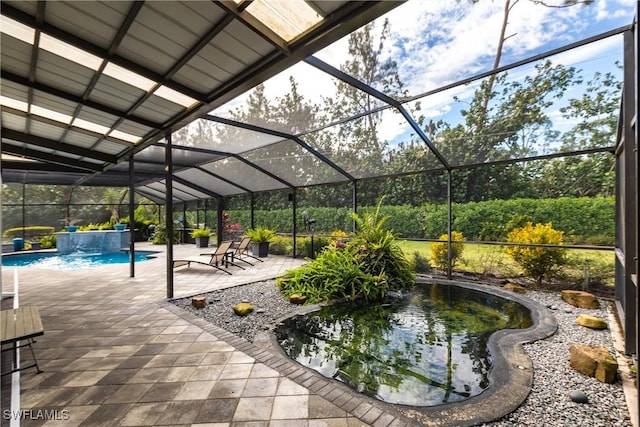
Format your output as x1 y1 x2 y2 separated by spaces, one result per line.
576 314 608 330
561 290 600 309
233 302 254 316
569 344 618 383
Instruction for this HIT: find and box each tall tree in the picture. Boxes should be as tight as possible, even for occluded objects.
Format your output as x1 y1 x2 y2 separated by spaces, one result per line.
532 69 620 197
430 61 579 202
472 0 594 135
438 0 598 202
325 18 406 179
103 188 128 222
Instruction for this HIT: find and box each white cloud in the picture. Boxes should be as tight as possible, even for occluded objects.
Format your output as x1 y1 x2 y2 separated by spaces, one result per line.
215 0 634 131
378 0 633 98
595 0 634 21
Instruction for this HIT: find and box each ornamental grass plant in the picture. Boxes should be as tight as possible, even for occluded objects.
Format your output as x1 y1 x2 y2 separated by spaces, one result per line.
277 199 414 303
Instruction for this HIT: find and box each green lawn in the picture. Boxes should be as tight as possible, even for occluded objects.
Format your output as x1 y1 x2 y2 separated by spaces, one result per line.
398 240 615 284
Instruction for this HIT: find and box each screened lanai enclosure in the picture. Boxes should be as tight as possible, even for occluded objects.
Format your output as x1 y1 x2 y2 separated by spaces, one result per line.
1 0 638 386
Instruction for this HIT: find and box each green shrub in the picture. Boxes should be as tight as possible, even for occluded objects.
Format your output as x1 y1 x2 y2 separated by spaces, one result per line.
329 230 349 246
368 205 423 238
563 252 615 287
245 226 276 243
506 222 568 286
478 222 505 241
582 234 614 246
150 224 180 244
418 197 614 243
39 234 56 249
190 227 212 238
411 251 432 274
269 235 293 255
302 236 331 258
348 201 415 290
505 214 533 234
203 197 614 244
431 231 465 270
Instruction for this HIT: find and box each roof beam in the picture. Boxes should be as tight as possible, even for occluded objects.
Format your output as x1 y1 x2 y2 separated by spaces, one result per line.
403 25 631 104
195 165 253 194
88 169 163 182
172 175 222 199
135 187 166 204
124 2 402 157
101 10 236 155
1 105 133 148
165 13 236 78
127 158 196 170
156 142 295 189
1 144 104 172
1 128 118 163
25 1 45 135
71 1 145 151
304 55 451 170
1 3 207 103
216 1 290 55
1 71 161 130
203 114 356 181
0 160 88 174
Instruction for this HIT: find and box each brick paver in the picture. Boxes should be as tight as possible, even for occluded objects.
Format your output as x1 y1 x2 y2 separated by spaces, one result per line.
1 243 378 427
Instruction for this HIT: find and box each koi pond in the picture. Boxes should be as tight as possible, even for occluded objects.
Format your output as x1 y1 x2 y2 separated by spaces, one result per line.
274 283 533 407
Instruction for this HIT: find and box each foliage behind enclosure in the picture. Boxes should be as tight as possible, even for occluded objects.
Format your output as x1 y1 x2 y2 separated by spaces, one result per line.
220 196 613 244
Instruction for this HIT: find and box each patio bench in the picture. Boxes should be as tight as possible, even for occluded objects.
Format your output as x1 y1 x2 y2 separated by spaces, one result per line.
1 306 44 376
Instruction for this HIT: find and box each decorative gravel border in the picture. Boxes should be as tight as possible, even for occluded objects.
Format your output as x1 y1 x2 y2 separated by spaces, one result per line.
166 277 633 427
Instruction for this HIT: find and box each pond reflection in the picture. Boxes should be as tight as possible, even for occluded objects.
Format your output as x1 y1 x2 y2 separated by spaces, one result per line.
275 283 532 406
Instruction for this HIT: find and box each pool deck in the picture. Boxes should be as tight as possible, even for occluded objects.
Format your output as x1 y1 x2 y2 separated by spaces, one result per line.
5 243 624 427
1 243 397 427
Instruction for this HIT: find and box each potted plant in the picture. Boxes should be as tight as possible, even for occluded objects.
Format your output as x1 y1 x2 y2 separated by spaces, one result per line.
63 218 81 232
191 227 212 248
245 226 276 257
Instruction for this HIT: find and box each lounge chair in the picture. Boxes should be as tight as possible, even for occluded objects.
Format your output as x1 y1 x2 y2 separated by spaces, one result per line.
173 240 236 274
229 237 264 266
199 240 248 271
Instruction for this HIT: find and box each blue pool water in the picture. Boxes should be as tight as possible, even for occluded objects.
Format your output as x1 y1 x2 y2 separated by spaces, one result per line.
1 251 156 270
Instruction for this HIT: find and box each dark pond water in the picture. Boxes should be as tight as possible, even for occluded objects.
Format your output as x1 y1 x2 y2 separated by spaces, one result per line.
274 283 532 406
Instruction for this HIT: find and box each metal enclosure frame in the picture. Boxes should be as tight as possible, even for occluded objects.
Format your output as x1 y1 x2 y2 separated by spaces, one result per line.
1 2 638 383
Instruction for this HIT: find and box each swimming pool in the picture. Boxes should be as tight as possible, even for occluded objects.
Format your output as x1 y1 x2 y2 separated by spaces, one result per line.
1 251 157 270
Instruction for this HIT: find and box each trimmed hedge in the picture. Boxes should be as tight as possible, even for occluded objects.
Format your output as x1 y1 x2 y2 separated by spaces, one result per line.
220 197 614 245
3 226 55 240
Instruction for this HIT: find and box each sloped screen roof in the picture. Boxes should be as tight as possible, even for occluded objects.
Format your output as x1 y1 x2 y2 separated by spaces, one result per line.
2 1 633 205
1 0 402 203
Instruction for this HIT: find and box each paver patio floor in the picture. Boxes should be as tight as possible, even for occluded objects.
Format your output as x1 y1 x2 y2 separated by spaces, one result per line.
1 243 403 427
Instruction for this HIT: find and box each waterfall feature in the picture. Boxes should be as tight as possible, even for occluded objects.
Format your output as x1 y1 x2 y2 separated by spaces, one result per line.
56 230 130 255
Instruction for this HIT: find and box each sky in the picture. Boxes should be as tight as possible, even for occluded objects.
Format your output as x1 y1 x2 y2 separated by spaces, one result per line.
210 0 636 148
